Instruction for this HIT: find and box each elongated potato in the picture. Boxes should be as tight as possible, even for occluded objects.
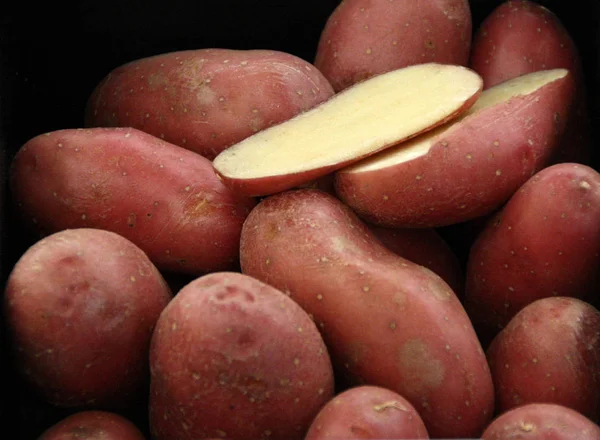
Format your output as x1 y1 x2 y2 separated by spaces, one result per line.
212 63 482 196
85 49 334 160
240 189 494 439
39 411 146 440
486 297 600 422
305 385 429 439
4 228 172 409
370 226 464 296
335 69 574 228
149 272 334 440
469 0 591 164
314 0 472 91
481 403 600 440
9 127 256 274
465 163 600 336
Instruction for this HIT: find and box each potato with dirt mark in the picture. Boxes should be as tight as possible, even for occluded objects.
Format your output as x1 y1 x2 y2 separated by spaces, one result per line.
240 189 494 439
465 163 600 337
305 385 429 439
486 297 600 422
469 0 591 164
481 403 600 440
9 127 256 275
149 271 334 440
3 228 172 409
314 0 472 92
38 410 146 439
85 49 334 160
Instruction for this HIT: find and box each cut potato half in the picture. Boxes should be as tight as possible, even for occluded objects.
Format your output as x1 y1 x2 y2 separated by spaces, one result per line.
335 68 574 228
212 63 483 196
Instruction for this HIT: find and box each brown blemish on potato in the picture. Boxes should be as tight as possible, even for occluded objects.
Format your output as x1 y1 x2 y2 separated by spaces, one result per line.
398 339 445 394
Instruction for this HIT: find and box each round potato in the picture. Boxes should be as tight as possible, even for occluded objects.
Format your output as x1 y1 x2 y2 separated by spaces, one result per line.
149 271 335 440
4 228 172 409
38 410 146 440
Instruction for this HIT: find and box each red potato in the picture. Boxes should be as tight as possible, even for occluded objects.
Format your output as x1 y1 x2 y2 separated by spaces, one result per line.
370 226 464 297
464 163 600 337
481 403 600 440
85 48 334 160
335 68 574 228
38 410 146 439
314 0 472 92
240 189 494 439
212 63 483 197
9 127 256 275
486 297 600 422
469 0 591 164
3 228 172 409
149 272 334 440
305 385 429 439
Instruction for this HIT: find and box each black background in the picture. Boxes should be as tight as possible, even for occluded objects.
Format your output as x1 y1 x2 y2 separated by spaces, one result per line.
0 0 599 437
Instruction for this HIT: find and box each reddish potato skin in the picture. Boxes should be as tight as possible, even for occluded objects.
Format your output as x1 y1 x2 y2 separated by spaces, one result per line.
38 410 146 439
370 226 464 297
314 0 472 92
9 127 256 275
469 0 591 164
149 272 334 440
334 71 574 228
85 49 334 160
481 403 600 440
240 189 494 439
465 163 600 336
486 297 600 422
305 385 429 439
3 228 172 409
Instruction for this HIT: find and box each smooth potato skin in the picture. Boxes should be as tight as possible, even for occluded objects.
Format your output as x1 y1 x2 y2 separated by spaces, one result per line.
240 189 494 439
305 385 429 439
465 164 600 335
334 71 574 228
481 403 600 440
370 226 464 297
9 127 256 274
314 0 472 91
4 228 172 409
149 272 334 440
486 297 600 422
38 411 146 440
469 0 591 164
85 49 334 160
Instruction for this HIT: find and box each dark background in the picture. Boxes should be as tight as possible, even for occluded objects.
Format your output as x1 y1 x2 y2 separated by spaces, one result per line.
0 0 598 437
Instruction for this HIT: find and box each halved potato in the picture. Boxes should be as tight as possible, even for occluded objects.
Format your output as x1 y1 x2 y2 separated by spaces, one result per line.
212 63 482 196
334 69 574 228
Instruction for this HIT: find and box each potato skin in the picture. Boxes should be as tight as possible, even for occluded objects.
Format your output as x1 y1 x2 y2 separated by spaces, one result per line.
9 127 256 275
305 385 429 439
149 272 334 440
85 49 334 160
240 189 494 439
38 410 146 440
481 403 600 440
370 226 464 297
314 0 472 92
486 297 600 422
334 70 574 228
3 228 172 409
465 163 600 335
469 0 591 164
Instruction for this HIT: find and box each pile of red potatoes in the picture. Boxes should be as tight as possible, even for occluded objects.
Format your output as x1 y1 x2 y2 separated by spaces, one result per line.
1 1 599 439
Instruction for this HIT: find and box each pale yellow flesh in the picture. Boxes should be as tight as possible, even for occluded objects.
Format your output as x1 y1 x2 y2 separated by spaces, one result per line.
213 63 482 179
345 69 569 172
